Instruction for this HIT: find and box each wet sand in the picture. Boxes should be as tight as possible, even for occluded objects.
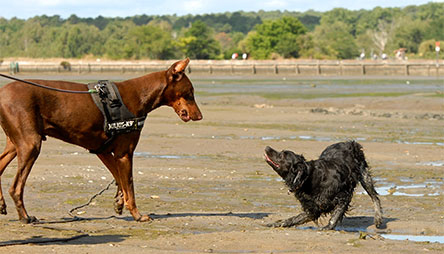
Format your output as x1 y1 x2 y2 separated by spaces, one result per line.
0 75 443 253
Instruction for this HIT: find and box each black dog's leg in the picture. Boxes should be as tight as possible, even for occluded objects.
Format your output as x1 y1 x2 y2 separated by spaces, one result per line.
359 170 383 228
267 212 311 228
322 203 348 230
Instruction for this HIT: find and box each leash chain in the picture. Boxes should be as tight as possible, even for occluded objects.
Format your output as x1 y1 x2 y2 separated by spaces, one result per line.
0 73 97 94
68 179 116 217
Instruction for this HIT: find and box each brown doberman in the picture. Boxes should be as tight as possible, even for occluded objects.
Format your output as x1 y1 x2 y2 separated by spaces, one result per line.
0 58 202 223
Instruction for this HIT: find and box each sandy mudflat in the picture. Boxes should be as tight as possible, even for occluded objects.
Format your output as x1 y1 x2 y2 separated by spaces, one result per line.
0 75 443 253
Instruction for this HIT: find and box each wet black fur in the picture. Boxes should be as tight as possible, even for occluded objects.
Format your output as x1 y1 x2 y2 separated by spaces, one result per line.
264 141 383 230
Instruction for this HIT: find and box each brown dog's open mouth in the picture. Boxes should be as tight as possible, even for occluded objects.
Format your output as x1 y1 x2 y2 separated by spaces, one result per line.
178 109 190 122
264 153 280 168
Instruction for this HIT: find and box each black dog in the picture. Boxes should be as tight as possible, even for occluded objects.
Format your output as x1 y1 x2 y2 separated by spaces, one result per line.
264 141 382 230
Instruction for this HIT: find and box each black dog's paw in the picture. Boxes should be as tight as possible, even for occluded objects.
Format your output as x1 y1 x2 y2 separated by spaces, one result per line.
320 225 335 231
266 219 292 228
374 217 384 229
266 220 282 227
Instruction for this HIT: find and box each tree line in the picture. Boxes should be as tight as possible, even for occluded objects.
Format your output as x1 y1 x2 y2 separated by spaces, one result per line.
0 2 442 60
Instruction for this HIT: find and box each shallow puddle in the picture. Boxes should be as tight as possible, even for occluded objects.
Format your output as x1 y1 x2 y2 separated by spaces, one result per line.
397 141 444 146
381 234 444 243
416 161 444 167
357 179 443 197
299 226 444 243
204 134 444 147
134 152 201 159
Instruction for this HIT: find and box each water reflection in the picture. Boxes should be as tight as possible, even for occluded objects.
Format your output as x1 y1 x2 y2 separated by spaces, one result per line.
381 234 444 243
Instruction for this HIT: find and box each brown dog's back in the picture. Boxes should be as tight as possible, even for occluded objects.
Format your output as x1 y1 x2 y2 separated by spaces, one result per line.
0 58 202 223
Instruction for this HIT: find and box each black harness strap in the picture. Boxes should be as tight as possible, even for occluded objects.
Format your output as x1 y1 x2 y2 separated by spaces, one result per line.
88 81 146 154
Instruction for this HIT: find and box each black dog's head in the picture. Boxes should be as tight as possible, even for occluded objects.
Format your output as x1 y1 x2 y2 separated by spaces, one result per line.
264 146 309 190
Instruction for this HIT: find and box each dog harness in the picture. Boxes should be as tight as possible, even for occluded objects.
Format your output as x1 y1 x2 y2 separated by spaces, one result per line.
88 80 146 154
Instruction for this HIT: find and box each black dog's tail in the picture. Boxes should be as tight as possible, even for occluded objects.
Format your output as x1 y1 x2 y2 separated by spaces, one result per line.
351 141 383 228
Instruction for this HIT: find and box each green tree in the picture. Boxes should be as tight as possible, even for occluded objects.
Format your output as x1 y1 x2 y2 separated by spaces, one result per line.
178 20 221 59
229 12 262 34
320 8 358 35
418 39 443 59
59 23 103 58
424 16 444 40
102 20 136 59
0 18 25 57
313 21 359 59
355 7 401 36
416 2 444 20
387 17 427 53
243 16 307 59
0 3 443 60
215 32 246 59
125 24 177 59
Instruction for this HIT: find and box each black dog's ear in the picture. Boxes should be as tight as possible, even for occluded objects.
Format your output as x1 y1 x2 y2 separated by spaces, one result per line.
291 160 307 189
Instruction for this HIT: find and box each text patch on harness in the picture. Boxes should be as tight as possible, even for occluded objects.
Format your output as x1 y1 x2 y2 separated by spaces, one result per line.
88 80 146 153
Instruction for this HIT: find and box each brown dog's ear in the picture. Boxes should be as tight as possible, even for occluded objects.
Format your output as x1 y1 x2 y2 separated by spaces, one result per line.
174 58 190 73
167 58 190 82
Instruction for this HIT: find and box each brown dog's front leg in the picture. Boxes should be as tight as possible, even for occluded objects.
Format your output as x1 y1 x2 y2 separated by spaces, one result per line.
98 153 124 216
115 154 152 222
98 152 151 221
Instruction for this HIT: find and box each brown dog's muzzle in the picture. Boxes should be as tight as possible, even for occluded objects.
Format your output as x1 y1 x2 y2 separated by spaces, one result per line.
173 98 202 122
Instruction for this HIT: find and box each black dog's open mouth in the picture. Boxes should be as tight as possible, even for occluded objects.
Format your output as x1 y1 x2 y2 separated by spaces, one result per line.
264 153 280 168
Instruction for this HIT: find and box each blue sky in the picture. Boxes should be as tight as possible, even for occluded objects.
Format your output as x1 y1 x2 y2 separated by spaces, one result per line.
0 0 441 19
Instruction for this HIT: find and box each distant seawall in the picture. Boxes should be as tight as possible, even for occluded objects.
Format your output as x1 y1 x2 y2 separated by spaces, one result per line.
1 59 443 77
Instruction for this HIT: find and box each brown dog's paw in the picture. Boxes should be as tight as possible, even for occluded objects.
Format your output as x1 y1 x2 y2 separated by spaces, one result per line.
136 214 153 222
0 204 6 215
114 202 123 215
20 216 38 224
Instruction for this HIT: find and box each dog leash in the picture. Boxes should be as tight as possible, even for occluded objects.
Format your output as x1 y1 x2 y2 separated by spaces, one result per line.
0 73 97 94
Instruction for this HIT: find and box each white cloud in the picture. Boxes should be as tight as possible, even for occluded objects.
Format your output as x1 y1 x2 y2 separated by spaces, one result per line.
262 0 289 8
32 0 62 6
0 0 438 19
182 0 206 13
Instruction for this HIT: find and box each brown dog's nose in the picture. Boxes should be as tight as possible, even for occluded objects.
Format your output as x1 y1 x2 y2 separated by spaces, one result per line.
191 107 203 121
194 112 203 121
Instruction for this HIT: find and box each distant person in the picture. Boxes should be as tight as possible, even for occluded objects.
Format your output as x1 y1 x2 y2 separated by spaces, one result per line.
360 52 365 60
394 48 406 60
